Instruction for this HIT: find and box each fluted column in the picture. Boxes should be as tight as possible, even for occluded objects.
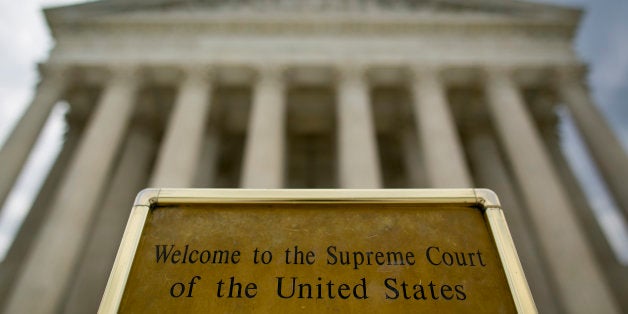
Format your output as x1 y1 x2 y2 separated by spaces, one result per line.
193 131 220 187
401 128 425 187
557 68 628 220
150 67 212 187
241 67 286 188
484 68 619 314
540 119 628 312
411 68 471 188
4 66 141 314
64 124 157 313
0 65 68 209
465 126 561 313
337 66 381 188
0 123 81 307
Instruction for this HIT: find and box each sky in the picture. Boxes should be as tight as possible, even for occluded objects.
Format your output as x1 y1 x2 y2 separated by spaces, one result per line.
0 0 626 261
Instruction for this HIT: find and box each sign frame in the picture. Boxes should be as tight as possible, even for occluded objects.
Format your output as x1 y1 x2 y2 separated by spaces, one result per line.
98 188 536 313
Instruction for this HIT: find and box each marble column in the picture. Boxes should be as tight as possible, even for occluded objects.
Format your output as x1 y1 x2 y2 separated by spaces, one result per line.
193 131 220 187
4 66 141 314
484 68 619 314
541 120 628 312
0 123 80 308
63 124 157 313
241 67 286 188
401 128 425 187
465 126 562 314
557 68 628 220
150 67 212 187
0 66 68 210
411 68 471 188
337 66 381 188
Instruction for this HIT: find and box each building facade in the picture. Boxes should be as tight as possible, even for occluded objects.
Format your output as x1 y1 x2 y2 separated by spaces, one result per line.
0 0 626 313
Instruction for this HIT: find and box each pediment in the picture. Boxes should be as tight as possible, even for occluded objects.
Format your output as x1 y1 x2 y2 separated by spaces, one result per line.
45 0 581 29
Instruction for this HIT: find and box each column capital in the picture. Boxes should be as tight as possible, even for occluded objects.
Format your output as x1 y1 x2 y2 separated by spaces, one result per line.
408 66 446 92
554 64 587 78
180 65 214 83
335 64 369 83
106 64 144 84
482 66 517 81
34 64 74 96
553 65 589 88
482 66 525 93
38 63 72 81
255 64 287 84
409 65 442 79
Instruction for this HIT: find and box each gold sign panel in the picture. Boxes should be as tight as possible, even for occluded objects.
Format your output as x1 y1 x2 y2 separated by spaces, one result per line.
99 189 536 313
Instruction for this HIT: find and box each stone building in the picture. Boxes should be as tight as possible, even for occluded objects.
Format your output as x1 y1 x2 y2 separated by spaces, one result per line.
0 0 626 313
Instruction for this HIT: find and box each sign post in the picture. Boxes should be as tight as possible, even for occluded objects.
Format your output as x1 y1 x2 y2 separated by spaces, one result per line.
99 189 535 313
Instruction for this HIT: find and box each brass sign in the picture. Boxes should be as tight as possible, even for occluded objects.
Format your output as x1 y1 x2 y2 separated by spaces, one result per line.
100 189 536 313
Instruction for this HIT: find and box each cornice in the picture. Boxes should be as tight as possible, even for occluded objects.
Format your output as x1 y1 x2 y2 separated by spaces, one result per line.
44 0 581 30
44 0 581 20
48 16 578 42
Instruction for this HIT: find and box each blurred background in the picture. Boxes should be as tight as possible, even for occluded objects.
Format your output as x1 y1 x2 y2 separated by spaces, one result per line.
2 0 625 264
0 0 626 312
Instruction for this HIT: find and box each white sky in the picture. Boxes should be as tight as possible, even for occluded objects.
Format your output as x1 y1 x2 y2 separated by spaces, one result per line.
0 0 88 145
0 0 626 261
